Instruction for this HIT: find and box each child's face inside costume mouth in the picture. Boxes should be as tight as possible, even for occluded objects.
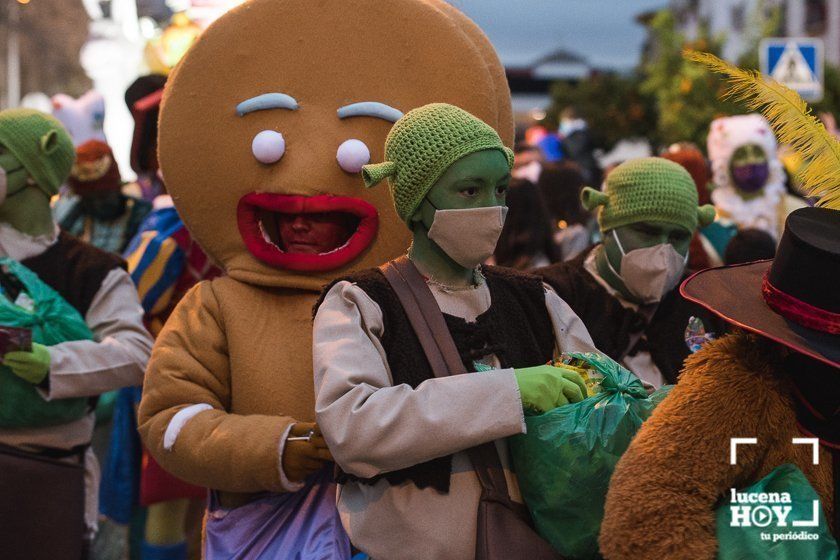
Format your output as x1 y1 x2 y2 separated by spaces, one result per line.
274 211 358 255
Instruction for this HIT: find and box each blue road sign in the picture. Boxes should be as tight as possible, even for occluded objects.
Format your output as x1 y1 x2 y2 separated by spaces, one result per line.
760 38 824 102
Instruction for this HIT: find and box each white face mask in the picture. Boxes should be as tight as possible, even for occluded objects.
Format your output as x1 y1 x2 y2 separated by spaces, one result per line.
427 205 508 269
605 229 688 304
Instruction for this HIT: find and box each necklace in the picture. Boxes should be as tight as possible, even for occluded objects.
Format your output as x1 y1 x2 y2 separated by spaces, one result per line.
405 249 485 292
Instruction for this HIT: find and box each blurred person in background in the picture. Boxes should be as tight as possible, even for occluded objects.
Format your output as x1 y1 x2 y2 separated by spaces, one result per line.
558 106 601 187
537 161 595 261
492 178 561 270
723 227 777 265
53 140 152 255
512 141 544 184
123 75 168 202
707 114 806 241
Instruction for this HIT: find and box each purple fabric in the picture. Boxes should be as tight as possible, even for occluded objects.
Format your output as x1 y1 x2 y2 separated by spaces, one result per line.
731 162 770 193
204 467 350 560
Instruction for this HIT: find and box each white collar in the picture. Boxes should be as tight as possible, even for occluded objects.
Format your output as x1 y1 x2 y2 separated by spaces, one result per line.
0 222 60 261
583 246 643 312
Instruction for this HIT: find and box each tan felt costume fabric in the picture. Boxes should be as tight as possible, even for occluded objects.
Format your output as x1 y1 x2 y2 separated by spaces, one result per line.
154 0 514 291
599 331 834 559
138 0 513 508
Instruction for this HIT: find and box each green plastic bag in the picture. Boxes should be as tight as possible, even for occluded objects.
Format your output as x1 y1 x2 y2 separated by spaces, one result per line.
0 258 94 428
716 464 838 560
509 352 672 559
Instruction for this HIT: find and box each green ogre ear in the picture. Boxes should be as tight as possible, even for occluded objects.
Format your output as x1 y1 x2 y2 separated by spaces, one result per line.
40 130 59 155
580 186 609 211
698 204 716 228
362 161 397 188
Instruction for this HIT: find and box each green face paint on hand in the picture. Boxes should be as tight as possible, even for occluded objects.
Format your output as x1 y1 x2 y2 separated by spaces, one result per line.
408 149 511 285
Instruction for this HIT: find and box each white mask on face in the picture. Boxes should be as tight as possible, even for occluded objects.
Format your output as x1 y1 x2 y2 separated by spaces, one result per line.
605 229 688 304
427 205 508 269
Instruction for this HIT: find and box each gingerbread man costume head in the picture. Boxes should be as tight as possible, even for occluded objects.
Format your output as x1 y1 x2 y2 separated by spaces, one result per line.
159 0 513 291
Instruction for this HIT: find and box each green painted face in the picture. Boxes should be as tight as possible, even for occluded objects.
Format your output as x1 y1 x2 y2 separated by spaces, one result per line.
603 221 692 273
0 146 30 199
406 149 510 286
731 143 767 166
410 149 511 229
0 143 54 237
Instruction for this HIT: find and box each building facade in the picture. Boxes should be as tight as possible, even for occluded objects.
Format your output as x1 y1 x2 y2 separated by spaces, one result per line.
666 0 840 65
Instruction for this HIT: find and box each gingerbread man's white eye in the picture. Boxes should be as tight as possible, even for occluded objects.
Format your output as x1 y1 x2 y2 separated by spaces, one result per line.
337 139 370 173
252 130 285 164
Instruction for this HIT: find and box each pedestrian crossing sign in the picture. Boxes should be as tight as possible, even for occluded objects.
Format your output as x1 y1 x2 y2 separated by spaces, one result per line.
760 38 824 102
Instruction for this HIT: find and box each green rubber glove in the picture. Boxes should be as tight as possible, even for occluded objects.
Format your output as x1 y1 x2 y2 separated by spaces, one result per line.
514 364 588 413
3 343 51 385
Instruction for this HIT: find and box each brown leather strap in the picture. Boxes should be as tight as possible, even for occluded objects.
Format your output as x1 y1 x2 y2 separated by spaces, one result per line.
379 261 451 378
379 256 514 503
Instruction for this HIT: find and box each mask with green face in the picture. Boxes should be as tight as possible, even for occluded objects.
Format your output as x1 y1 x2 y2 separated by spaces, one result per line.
604 229 688 304
427 203 508 269
413 149 511 270
730 144 769 196
363 103 513 277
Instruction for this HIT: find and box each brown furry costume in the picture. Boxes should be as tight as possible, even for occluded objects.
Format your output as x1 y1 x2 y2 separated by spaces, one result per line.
137 0 513 509
599 330 834 559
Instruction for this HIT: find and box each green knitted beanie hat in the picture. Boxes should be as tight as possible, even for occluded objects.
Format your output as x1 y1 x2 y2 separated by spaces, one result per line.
581 157 716 233
0 108 75 197
362 103 514 223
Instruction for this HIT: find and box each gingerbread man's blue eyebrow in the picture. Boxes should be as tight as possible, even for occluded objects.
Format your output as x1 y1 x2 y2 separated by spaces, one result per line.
337 102 403 123
236 93 299 116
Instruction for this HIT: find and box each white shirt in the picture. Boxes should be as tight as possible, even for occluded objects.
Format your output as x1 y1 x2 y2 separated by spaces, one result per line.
313 275 598 560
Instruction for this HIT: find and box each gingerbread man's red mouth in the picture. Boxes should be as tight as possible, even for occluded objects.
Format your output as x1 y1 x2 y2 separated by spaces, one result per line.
237 193 379 272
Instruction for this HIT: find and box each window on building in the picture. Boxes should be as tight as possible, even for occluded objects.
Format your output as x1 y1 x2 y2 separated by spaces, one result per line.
732 3 747 32
806 0 827 35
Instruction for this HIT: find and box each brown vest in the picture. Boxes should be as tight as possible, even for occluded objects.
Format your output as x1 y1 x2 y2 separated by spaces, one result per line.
316 265 555 492
21 232 125 316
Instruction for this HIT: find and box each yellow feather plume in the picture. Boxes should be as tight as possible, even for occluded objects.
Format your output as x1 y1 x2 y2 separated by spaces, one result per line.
684 49 840 210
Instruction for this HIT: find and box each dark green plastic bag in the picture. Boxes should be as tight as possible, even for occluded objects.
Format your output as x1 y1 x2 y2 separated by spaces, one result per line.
716 463 838 560
0 258 93 428
509 352 672 559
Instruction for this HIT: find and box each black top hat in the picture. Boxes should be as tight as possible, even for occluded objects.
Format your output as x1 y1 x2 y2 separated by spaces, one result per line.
681 206 840 368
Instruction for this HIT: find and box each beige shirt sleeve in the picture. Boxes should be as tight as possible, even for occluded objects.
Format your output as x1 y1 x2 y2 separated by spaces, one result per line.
313 281 526 480
44 268 153 399
138 281 298 494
